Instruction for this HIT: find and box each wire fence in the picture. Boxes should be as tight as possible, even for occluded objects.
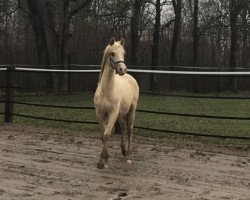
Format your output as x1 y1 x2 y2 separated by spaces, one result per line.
1 66 250 140
1 100 250 121
1 101 250 140
2 85 250 99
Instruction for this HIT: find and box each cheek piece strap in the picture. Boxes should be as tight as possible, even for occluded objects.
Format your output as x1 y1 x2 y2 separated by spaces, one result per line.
109 57 125 73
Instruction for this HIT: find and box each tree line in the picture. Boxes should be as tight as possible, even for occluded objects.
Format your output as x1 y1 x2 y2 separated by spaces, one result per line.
0 0 249 67
0 0 250 90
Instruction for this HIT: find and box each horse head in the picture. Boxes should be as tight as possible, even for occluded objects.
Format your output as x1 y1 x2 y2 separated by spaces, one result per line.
107 37 127 76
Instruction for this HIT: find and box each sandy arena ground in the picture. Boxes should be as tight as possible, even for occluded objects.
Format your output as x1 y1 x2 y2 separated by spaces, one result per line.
0 123 249 200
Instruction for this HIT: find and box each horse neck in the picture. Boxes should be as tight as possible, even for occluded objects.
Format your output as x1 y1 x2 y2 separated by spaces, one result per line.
99 62 116 94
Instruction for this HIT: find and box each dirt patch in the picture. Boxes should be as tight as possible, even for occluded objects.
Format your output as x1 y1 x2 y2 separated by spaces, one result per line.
0 124 250 200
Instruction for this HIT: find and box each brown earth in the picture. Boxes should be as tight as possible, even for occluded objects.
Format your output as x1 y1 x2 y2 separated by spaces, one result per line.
0 123 250 200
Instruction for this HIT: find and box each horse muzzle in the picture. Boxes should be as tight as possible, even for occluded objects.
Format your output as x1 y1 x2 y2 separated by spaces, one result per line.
109 57 127 76
117 63 127 76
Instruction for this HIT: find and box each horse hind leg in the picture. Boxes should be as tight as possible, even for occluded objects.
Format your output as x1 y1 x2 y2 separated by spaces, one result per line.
126 109 136 164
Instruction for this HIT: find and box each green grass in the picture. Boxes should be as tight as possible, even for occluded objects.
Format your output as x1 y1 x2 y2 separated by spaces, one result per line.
13 93 98 134
1 92 250 146
137 94 250 145
137 94 250 134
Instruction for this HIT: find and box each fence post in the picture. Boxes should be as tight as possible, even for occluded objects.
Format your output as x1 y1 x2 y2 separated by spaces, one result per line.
5 65 14 123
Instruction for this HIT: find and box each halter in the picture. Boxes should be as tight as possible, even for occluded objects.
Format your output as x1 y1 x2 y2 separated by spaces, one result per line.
109 56 125 73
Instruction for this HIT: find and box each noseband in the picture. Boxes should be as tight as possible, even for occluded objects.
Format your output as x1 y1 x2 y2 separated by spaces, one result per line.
109 56 125 72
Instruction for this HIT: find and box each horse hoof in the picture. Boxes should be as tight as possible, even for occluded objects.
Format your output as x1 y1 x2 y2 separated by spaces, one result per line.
97 162 105 169
97 162 109 169
122 149 127 157
127 159 132 164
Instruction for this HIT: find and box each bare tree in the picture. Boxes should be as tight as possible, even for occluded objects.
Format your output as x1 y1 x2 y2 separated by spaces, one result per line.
229 0 249 90
45 0 92 90
170 0 182 66
192 0 199 67
150 0 161 91
130 0 144 65
46 0 92 65
240 5 249 68
25 0 50 65
230 0 239 70
23 0 55 89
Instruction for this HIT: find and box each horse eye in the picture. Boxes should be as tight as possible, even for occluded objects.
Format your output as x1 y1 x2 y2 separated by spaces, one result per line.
110 52 115 57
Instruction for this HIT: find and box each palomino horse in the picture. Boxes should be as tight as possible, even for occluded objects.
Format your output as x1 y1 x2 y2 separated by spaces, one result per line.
94 37 139 169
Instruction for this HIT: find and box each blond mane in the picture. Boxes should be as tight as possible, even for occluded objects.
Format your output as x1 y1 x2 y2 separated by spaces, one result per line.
98 46 109 84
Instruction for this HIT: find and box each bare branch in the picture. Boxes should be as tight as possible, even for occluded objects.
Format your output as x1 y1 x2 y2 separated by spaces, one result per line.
45 1 59 38
161 19 174 30
0 0 20 18
17 0 30 15
69 0 92 19
92 3 131 19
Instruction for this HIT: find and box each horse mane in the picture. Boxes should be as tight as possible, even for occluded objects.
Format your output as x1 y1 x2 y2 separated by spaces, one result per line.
98 46 109 84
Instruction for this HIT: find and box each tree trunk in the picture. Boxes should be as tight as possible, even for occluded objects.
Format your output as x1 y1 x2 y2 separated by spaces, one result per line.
192 0 199 92
130 0 143 65
26 0 53 90
26 0 50 66
4 15 10 64
241 7 248 68
150 0 161 91
229 0 239 91
170 0 182 92
170 0 182 66
192 0 199 67
58 0 71 91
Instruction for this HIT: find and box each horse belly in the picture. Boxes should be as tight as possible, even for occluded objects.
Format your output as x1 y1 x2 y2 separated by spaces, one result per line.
117 79 136 115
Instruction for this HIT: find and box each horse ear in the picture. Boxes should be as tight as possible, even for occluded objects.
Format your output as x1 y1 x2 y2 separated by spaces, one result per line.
120 37 125 46
109 37 115 46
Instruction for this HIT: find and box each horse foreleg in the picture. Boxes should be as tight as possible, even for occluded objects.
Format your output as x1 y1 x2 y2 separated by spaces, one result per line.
98 145 109 169
126 110 136 163
118 116 127 156
96 113 109 169
97 111 118 169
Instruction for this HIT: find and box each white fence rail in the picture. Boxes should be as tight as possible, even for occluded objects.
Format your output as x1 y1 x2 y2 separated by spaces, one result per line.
7 67 250 76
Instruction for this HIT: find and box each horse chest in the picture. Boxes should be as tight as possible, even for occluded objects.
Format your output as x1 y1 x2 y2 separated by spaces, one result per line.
95 95 119 112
